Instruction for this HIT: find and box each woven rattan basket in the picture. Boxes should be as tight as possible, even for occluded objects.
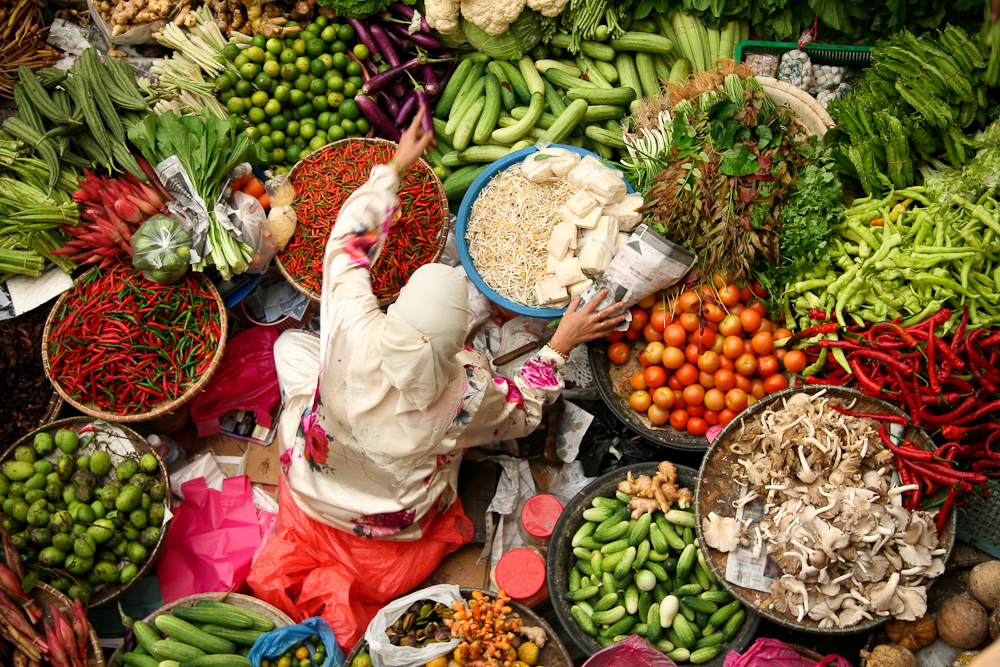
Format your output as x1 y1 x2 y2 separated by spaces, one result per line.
275 137 449 309
33 581 105 667
40 270 228 424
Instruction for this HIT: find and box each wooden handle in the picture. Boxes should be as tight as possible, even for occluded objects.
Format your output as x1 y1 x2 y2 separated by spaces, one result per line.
493 341 543 366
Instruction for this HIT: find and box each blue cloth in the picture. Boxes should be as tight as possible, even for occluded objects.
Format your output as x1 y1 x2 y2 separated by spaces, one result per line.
248 618 345 667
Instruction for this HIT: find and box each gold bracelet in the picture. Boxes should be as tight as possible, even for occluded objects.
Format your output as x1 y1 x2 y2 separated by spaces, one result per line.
388 158 406 176
545 341 571 361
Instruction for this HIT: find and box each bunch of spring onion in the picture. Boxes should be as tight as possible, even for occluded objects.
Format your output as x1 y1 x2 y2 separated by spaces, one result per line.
140 54 228 120
660 12 748 73
153 6 231 79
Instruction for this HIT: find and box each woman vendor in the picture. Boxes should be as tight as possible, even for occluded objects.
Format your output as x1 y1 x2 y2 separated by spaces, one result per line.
248 110 627 649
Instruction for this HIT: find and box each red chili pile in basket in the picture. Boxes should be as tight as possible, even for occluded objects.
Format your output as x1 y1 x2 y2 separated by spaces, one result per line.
801 307 1000 527
46 265 222 416
280 142 446 299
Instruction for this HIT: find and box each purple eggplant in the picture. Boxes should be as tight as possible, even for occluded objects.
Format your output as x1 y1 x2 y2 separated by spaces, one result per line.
415 89 433 133
394 89 418 125
388 2 431 31
387 23 443 50
347 19 380 61
361 57 423 94
362 57 378 76
356 94 402 141
388 80 407 99
423 63 442 97
369 24 400 67
378 90 400 118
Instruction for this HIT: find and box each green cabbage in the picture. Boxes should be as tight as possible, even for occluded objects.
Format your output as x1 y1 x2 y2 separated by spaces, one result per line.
462 19 523 61
508 10 542 53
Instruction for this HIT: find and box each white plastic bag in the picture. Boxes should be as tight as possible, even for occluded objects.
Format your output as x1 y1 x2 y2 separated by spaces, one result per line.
365 585 463 667
228 191 279 274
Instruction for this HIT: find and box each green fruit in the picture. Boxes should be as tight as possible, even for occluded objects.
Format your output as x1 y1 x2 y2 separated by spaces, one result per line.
105 509 123 529
66 585 89 603
50 510 73 533
11 500 28 522
331 52 349 72
27 499 50 526
274 85 291 102
289 89 306 107
73 486 93 504
342 82 357 98
248 107 266 124
45 483 62 502
64 553 94 575
90 451 112 477
308 136 326 151
355 118 370 134
116 460 139 483
8 481 23 498
2 517 21 534
15 445 36 463
339 99 359 121
265 98 282 116
38 546 67 567
72 524 86 537
120 563 139 584
111 538 128 558
49 575 71 592
129 473 153 492
247 46 266 63
72 469 96 488
90 500 106 520
105 530 123 549
141 494 151 511
5 461 35 481
345 61 362 77
271 148 286 164
0 475 9 496
320 26 337 43
271 131 286 148
138 453 157 475
216 74 234 91
52 532 74 552
138 526 161 548
309 78 327 96
123 524 140 541
337 24 355 41
2 498 15 515
251 33 267 48
346 75 363 90
94 561 119 583
55 429 79 454
234 53 250 69
96 550 117 565
87 519 115 545
266 37 283 54
116 485 141 512
75 455 90 471
286 145 302 164
75 504 96 523
33 432 56 456
326 124 346 141
256 121 272 136
24 473 46 491
240 62 260 81
227 97 245 115
126 542 148 563
33 461 53 476
306 39 325 57
286 120 301 137
318 53 334 70
9 532 27 551
56 455 74 481
295 57 311 75
251 90 269 108
297 102 315 118
149 504 165 527
26 525 52 547
292 39 307 56
62 487 76 505
223 43 241 61
23 489 45 504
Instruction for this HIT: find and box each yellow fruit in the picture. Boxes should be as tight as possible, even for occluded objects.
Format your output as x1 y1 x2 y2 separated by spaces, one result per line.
295 648 310 660
517 642 540 666
425 658 448 667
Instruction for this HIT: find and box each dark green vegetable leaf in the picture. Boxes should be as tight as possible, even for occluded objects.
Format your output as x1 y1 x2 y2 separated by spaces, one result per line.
719 145 759 177
756 125 773 149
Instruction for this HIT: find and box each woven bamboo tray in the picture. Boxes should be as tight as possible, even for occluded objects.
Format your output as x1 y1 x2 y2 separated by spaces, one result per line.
40 270 228 425
33 581 105 667
275 137 449 309
107 593 295 666
695 385 957 635
3 417 172 608
346 588 573 667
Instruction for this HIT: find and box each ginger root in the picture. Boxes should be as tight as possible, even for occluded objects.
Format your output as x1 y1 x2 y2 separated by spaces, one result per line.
621 460 693 517
629 498 659 519
518 625 546 648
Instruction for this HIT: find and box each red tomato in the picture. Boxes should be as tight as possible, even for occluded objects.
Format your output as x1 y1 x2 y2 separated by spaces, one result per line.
607 342 630 365
722 336 744 359
651 298 669 314
678 291 700 313
718 356 736 372
751 331 774 355
697 327 715 349
734 373 752 393
630 307 650 331
684 343 700 365
704 388 726 411
756 354 779 377
764 374 789 394
719 284 740 307
698 350 720 374
686 404 706 418
725 388 748 411
698 371 716 389
702 303 725 323
706 320 720 333
650 310 668 332
630 371 648 390
664 323 687 347
739 285 753 302
625 328 642 341
667 374 683 391
682 383 705 406
679 312 700 333
719 408 738 426
752 319 772 336
749 299 768 316
711 273 729 289
773 327 793 341
774 348 787 363
743 339 755 355
662 346 685 369
645 366 668 389
740 309 761 333
638 351 652 368
630 390 652 412
644 323 664 343
749 378 767 399
647 404 670 425
652 386 675 409
686 417 708 436
644 342 665 365
605 330 624 343
669 409 690 430
704 409 720 425
714 369 736 392
719 314 742 337
672 390 686 411
749 281 769 298
783 350 808 373
637 294 656 310
675 363 699 386
730 303 746 317
735 353 758 376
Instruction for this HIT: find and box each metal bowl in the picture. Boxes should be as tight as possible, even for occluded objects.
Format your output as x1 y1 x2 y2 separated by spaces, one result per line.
547 462 760 663
695 385 957 635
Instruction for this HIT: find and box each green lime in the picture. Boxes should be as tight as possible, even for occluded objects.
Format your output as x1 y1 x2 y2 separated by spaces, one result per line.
342 82 357 98
295 56 311 74
309 78 327 96
234 53 250 69
317 112 332 130
286 120 301 137
300 123 316 141
294 74 311 92
268 79 279 94
251 90 269 107
240 62 260 81
318 54 334 71
309 58 327 78
224 43 241 62
280 48 297 64
271 130 286 148
339 98 360 120
226 97 245 114
271 147 286 164
280 63 298 81
304 23 320 36
306 39 326 57
264 98 282 116
259 135 275 152
308 136 326 150
240 96 253 110
284 38 295 49
355 117 370 134
248 106 266 124
271 114 289 131
256 121 272 136
215 74 233 91
274 84 291 102
327 92 344 107
328 112 343 126
292 39 307 56
314 15 329 28
305 91 315 101
234 79 253 97
347 75 363 90
312 95 329 112
290 108 301 120
246 126 260 141
320 26 337 43
331 52 349 71
254 72 274 89
316 129 327 141
219 89 236 104
251 34 267 49
262 60 280 78
290 89 307 106
247 46 266 63
352 44 370 60
338 24 355 41
345 61 362 77
326 75 344 92
265 52 278 63
327 124 346 141
341 118 357 134
298 102 315 118
294 135 307 148
266 37 283 55
330 40 347 54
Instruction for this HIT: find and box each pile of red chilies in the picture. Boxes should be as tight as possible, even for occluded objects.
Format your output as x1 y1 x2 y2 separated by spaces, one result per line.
802 307 1000 527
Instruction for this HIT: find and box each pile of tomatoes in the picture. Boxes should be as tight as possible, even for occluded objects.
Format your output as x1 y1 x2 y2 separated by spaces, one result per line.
604 283 808 437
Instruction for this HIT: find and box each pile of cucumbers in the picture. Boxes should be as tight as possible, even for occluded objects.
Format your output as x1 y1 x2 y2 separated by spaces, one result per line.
120 600 277 667
433 32 676 201
0 425 168 603
565 492 747 664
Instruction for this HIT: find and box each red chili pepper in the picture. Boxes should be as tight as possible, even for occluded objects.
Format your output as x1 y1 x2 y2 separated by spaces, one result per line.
907 460 988 482
917 397 978 425
938 487 960 533
808 309 831 320
953 400 1000 425
879 425 933 461
869 322 919 347
830 404 909 424
952 307 969 352
927 330 940 394
846 349 914 376
907 308 951 332
942 422 1000 439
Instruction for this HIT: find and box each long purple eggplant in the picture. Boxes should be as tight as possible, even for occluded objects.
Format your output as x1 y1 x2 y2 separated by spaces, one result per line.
378 90 400 118
387 80 407 99
356 94 402 141
394 89 418 125
360 55 452 95
423 63 443 97
415 89 433 133
388 2 431 31
347 19 380 61
387 23 443 50
368 24 400 67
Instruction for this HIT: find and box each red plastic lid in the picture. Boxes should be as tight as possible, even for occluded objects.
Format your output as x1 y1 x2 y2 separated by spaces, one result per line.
494 549 546 600
521 494 563 539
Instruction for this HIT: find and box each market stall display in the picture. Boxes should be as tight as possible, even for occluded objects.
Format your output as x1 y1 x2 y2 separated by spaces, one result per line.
276 138 448 305
1 417 171 607
696 386 957 635
42 266 227 422
547 462 759 662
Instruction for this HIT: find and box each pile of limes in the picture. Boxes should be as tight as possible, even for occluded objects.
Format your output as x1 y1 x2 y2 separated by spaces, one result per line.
217 16 374 167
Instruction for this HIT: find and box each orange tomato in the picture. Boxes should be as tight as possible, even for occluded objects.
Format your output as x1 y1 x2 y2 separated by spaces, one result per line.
650 310 668 332
743 339 755 355
706 320 720 333
605 330 624 343
719 408 738 426
684 343 700 365
752 319 773 336
749 378 766 399
700 284 716 298
697 350 720 373
739 285 753 302
718 355 736 372
774 348 787 363
652 386 675 409
722 336 744 359
630 390 652 412
675 363 699 386
711 273 729 289
756 354 779 377
710 333 725 355
629 308 650 331
607 342 630 365
719 284 740 307
751 331 774 355
783 350 808 373
645 365 668 389
672 390 686 410
625 328 642 341
733 374 751 393
686 404 706 417
725 388 748 411
764 374 789 394
704 409 720 425
704 388 726 411
644 342 665 365
630 371 649 390
647 403 670 425
730 303 746 317
644 323 664 343
735 352 758 376
714 369 736 392
699 371 716 389
719 314 742 337
637 294 656 310
686 417 708 436
664 323 687 347
679 312 700 333
697 327 715 349
669 409 690 430
638 351 652 368
702 303 725 323
773 328 793 340
678 291 700 313
662 346 685 369
682 383 705 406
739 308 761 333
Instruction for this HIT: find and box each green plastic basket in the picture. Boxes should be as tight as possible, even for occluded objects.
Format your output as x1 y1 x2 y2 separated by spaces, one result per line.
734 40 872 68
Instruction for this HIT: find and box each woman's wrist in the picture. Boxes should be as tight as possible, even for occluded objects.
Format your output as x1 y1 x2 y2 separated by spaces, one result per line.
547 333 574 359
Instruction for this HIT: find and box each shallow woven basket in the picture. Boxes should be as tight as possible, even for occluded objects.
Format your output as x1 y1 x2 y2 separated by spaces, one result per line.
40 270 229 424
275 137 450 309
33 581 105 667
3 417 172 608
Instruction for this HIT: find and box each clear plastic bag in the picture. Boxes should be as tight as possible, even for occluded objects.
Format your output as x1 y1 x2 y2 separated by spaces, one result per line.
229 191 279 274
130 214 192 285
364 585 463 667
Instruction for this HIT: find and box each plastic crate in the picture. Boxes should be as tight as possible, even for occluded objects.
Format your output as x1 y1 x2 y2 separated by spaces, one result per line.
957 479 1000 559
735 40 872 68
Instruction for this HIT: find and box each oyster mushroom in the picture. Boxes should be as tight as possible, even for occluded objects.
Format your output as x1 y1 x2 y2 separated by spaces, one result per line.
702 512 741 553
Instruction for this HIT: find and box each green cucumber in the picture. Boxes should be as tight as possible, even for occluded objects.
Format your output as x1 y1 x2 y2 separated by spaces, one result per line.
435 59 474 117
590 606 626 626
569 567 582 592
647 603 662 643
445 77 486 136
628 513 652 547
583 105 626 122
517 57 545 96
593 592 619 612
542 78 567 117
443 164 488 200
177 656 251 667
499 60 531 103
150 642 205 662
609 32 675 54
535 59 582 77
672 614 696 649
635 52 661 98
600 614 635 638
601 539 630 554
172 607 252 629
581 41 617 61
566 585 599 601
613 546 636 581
153 616 236 655
666 510 697 527
571 521 597 547
690 647 720 664
708 600 741 627
624 584 640 615
593 59 619 84
676 543 697 583
582 507 614 523
122 653 160 667
576 55 613 89
473 74 502 145
571 605 597 636
634 539 650 569
722 609 746 642
200 625 264 647
591 497 621 509
566 87 635 106
486 62 517 111
682 596 718 614
545 68 597 90
593 518 631 543
615 53 643 105
453 96 486 151
649 524 669 554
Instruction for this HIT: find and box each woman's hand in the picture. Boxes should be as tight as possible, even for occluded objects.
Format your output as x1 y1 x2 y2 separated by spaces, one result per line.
393 108 435 173
548 289 627 356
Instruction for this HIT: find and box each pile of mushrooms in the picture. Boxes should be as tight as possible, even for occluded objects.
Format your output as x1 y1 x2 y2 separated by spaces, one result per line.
702 391 946 629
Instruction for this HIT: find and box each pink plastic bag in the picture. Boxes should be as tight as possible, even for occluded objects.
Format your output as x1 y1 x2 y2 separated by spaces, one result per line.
158 476 262 603
724 638 853 667
190 327 281 437
582 635 678 667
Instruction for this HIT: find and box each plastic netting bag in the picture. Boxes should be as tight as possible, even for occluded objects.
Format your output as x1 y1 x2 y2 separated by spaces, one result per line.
248 618 345 667
228 191 278 274
364 585 463 667
723 638 854 667
582 635 678 667
130 214 192 285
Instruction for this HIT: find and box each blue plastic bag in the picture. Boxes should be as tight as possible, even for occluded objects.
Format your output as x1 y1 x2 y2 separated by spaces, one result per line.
248 618 346 667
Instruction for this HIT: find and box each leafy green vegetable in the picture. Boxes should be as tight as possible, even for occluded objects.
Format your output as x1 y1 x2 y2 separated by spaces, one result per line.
315 0 391 19
462 19 523 61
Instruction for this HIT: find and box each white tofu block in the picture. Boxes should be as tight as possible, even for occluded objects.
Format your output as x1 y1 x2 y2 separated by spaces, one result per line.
545 255 559 275
567 190 599 218
541 147 580 178
549 297 571 309
554 256 586 287
566 155 605 189
586 169 628 206
609 194 644 230
568 278 593 299
558 203 577 226
616 232 630 253
579 238 614 276
547 222 577 260
535 275 568 305
573 207 602 230
521 156 557 182
583 215 620 241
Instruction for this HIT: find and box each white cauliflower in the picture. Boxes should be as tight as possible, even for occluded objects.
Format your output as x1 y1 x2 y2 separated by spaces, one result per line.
425 0 461 34
527 0 568 18
460 0 525 36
